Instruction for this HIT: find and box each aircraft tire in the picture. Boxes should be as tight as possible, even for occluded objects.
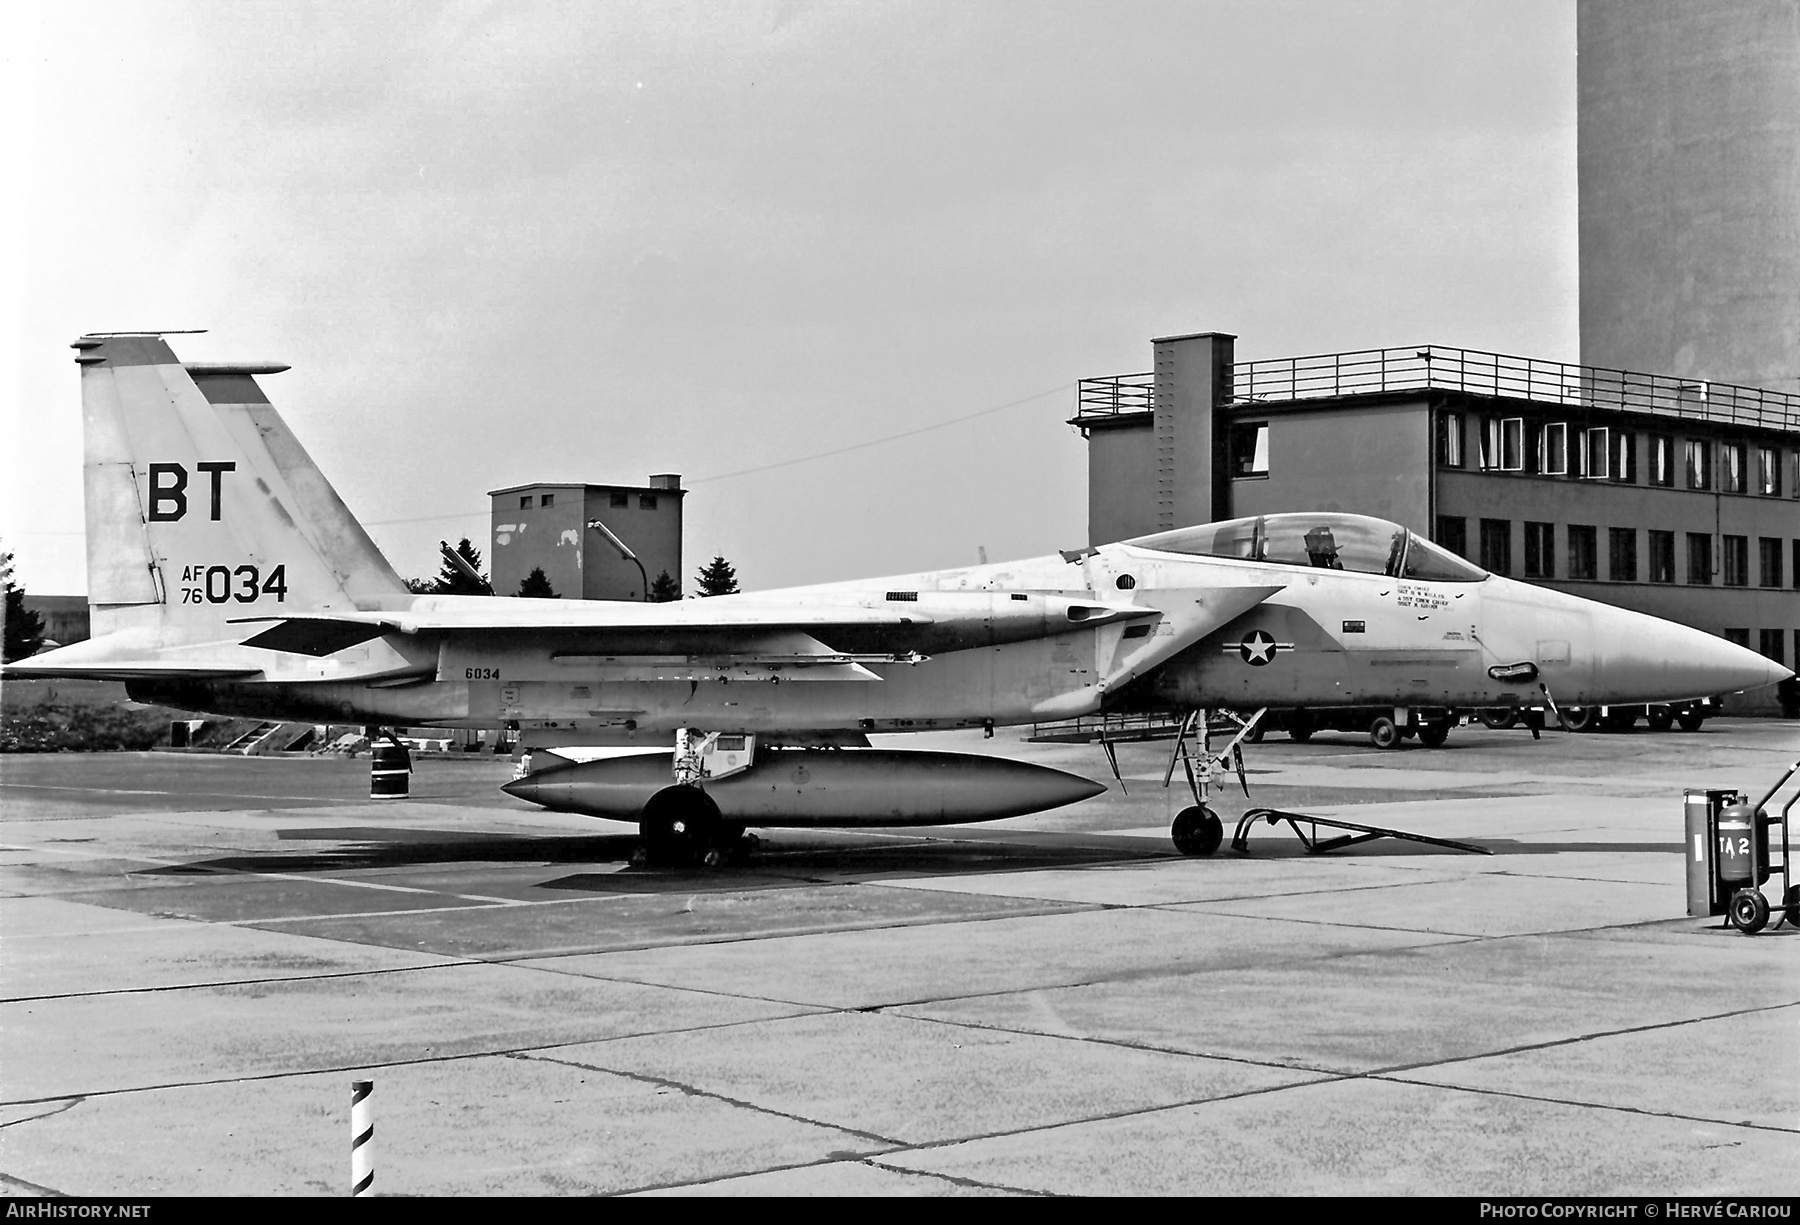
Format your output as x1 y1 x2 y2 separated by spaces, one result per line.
1728 888 1770 935
1478 708 1518 730
1171 805 1223 856
1368 716 1402 750
1677 710 1707 732
1647 706 1675 731
1417 721 1451 748
1605 709 1639 731
639 784 724 865
1286 711 1316 743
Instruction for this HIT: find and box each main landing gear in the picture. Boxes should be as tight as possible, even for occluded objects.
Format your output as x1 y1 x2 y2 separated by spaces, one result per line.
631 784 762 868
630 729 762 868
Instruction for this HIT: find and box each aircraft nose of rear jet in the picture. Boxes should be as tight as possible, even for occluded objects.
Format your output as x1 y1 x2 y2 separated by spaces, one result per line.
1589 602 1794 703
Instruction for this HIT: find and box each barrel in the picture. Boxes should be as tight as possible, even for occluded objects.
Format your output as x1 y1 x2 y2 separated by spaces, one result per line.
370 740 412 799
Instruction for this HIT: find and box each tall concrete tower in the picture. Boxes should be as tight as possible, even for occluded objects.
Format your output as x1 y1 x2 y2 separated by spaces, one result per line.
1578 0 1800 390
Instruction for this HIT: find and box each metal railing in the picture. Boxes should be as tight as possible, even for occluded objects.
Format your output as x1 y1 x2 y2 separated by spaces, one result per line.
1074 345 1800 434
1075 371 1154 418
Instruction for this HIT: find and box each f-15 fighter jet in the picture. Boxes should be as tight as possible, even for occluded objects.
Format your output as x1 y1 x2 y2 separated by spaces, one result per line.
7 334 1787 863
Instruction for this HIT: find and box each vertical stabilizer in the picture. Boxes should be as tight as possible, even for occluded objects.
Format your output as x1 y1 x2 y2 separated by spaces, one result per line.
74 334 408 638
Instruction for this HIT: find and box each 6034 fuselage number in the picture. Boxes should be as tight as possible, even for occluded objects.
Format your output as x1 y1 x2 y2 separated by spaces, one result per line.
179 563 288 604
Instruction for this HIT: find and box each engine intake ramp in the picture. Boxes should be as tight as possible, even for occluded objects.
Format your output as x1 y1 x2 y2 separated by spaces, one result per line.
1230 807 1491 856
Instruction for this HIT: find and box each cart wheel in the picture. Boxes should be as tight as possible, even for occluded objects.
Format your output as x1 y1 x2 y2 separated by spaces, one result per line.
1171 805 1223 857
1417 721 1451 748
1783 885 1799 928
1646 706 1674 731
1478 708 1518 730
1728 888 1770 935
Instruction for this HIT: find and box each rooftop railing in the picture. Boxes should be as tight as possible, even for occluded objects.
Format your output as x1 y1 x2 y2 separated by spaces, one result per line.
1074 345 1800 434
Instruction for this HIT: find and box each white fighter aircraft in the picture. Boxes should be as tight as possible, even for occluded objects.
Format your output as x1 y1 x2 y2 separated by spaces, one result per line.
7 333 1788 864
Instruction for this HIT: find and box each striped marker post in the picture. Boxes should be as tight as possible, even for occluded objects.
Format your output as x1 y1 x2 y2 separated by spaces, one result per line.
351 1079 374 1196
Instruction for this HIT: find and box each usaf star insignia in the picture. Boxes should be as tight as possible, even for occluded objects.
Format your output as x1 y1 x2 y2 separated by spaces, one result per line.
1227 629 1293 666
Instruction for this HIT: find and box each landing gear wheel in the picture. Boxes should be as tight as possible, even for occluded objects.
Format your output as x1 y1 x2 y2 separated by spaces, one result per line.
1676 710 1706 732
1368 715 1402 750
1478 708 1518 730
1286 711 1315 743
1647 706 1675 731
1605 709 1639 731
1171 805 1223 857
1562 706 1600 733
1417 721 1451 748
636 783 725 866
701 847 728 869
1244 721 1265 744
1728 888 1770 935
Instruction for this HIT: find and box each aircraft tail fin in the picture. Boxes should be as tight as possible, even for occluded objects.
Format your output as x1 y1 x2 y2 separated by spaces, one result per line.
74 333 409 639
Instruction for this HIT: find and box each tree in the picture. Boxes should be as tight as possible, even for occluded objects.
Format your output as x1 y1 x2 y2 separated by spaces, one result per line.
2 544 47 663
404 577 433 594
517 567 559 598
694 556 739 597
432 538 491 595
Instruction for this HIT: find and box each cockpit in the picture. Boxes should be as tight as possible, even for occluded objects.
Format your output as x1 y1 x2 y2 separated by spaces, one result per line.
1125 513 1488 582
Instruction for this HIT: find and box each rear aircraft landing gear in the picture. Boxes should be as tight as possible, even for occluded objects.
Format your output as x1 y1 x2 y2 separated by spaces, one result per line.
633 783 735 867
1172 805 1223 856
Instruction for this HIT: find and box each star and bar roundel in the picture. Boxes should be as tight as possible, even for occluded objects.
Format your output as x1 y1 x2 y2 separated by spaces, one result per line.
1223 629 1295 666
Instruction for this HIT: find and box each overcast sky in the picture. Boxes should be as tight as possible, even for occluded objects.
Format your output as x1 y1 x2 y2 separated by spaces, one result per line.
2 0 1575 596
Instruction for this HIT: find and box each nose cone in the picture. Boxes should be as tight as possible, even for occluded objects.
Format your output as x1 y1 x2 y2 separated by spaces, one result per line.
1589 603 1793 704
500 776 542 805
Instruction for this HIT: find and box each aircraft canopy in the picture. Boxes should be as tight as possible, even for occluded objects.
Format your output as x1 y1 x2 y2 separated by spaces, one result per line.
1128 512 1487 582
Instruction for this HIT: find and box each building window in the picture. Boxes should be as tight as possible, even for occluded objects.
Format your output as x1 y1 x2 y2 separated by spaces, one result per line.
1687 533 1712 584
1723 628 1751 649
1581 427 1610 479
1649 435 1674 486
1612 430 1637 483
1231 421 1270 477
1568 524 1597 580
1436 516 1468 559
519 495 532 509
1609 528 1637 582
1722 535 1748 586
1713 442 1742 492
1481 418 1523 472
1523 522 1554 578
1759 446 1780 496
1480 519 1512 576
610 492 629 508
540 493 554 508
1761 538 1783 588
639 494 658 510
1648 531 1675 583
1686 439 1712 489
1722 442 1746 494
1437 412 1464 467
1760 629 1786 666
1539 422 1569 475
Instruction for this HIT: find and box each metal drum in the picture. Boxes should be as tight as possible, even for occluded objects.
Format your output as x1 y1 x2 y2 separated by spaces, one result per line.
370 741 411 799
